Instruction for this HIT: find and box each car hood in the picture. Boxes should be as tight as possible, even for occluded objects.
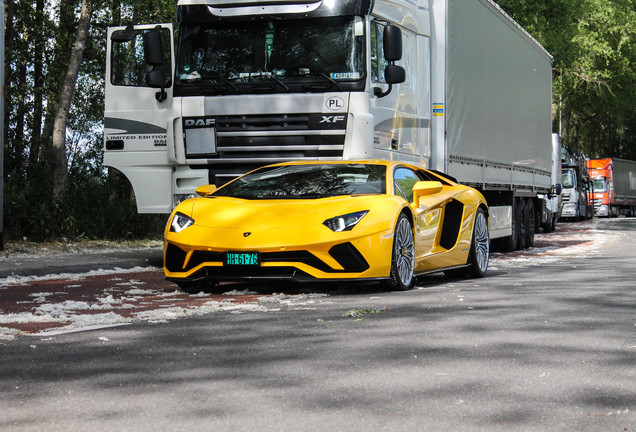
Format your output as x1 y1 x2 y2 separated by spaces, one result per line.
188 195 388 229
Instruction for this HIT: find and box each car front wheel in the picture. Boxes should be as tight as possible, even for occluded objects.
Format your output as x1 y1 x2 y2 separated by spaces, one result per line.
384 213 415 291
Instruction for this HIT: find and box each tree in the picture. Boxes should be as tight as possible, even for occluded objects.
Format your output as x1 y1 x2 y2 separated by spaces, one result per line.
497 0 636 159
51 0 94 199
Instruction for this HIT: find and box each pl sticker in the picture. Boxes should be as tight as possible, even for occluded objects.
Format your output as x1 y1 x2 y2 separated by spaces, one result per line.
326 96 345 111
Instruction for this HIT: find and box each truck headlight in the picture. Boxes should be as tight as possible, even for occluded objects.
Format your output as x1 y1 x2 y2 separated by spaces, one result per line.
174 193 196 206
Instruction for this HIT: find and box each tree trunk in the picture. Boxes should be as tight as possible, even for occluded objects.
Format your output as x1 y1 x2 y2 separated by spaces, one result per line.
3 0 16 148
29 0 45 166
51 0 93 199
14 39 27 172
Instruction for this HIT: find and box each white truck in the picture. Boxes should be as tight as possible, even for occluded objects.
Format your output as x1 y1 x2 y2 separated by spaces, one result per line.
560 145 593 220
104 0 555 251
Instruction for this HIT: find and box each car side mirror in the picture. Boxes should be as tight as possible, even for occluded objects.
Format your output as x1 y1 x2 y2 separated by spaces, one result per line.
412 181 443 207
195 185 218 197
194 185 216 197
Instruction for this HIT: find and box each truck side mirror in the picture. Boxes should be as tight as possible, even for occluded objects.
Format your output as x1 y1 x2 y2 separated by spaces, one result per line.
375 25 406 98
146 70 166 88
383 25 402 61
143 29 164 66
111 24 136 43
549 183 562 198
143 27 167 102
385 64 405 85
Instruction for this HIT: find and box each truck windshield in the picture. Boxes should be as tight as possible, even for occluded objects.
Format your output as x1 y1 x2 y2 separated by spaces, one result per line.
561 170 575 188
592 178 607 192
175 16 365 95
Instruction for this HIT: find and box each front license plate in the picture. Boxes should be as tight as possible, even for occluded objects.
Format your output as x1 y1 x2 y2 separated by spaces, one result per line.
224 252 260 266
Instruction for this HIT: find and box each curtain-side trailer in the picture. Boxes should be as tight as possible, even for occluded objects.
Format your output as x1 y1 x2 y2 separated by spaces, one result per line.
104 0 554 251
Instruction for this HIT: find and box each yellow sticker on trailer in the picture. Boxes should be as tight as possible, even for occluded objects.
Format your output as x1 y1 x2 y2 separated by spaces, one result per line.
433 103 444 117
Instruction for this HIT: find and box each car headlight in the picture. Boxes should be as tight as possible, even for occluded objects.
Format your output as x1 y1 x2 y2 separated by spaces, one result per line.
323 211 369 232
170 212 195 233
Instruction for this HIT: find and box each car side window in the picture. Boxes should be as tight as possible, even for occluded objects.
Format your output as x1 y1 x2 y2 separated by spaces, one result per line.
394 167 420 203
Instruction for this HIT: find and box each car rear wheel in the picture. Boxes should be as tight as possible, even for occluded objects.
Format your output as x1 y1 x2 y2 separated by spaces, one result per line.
384 213 415 291
467 207 490 278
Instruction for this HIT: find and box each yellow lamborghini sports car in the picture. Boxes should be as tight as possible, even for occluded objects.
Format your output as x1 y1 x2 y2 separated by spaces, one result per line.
163 160 489 293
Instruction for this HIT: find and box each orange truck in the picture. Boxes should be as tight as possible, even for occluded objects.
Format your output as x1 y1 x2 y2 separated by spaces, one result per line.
587 158 636 217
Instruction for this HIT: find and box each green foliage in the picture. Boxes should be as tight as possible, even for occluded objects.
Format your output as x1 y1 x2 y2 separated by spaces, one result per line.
497 0 636 159
4 159 165 241
4 0 176 241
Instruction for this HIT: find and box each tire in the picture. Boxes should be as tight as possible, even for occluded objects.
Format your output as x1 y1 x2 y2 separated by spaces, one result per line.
550 214 557 232
542 214 554 233
495 200 519 252
525 198 535 248
467 207 490 278
383 213 415 291
517 199 528 249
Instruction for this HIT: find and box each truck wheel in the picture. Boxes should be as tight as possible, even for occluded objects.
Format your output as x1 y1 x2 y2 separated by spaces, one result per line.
542 215 554 233
495 200 519 252
525 199 535 248
518 199 528 249
550 214 557 232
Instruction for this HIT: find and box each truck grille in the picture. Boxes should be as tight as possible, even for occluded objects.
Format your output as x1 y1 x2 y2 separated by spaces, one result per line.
199 113 347 185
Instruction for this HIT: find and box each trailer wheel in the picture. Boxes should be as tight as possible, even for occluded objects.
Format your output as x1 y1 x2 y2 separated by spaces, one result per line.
525 199 535 248
494 199 520 252
518 199 528 249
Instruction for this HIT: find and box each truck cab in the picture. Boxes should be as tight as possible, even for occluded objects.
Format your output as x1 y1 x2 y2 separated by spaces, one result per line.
560 146 593 220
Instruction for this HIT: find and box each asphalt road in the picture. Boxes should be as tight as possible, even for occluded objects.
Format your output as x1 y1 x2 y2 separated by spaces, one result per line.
0 218 634 431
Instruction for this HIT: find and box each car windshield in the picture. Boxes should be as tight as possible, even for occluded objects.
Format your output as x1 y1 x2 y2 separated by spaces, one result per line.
175 16 365 95
213 164 386 199
592 178 607 192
